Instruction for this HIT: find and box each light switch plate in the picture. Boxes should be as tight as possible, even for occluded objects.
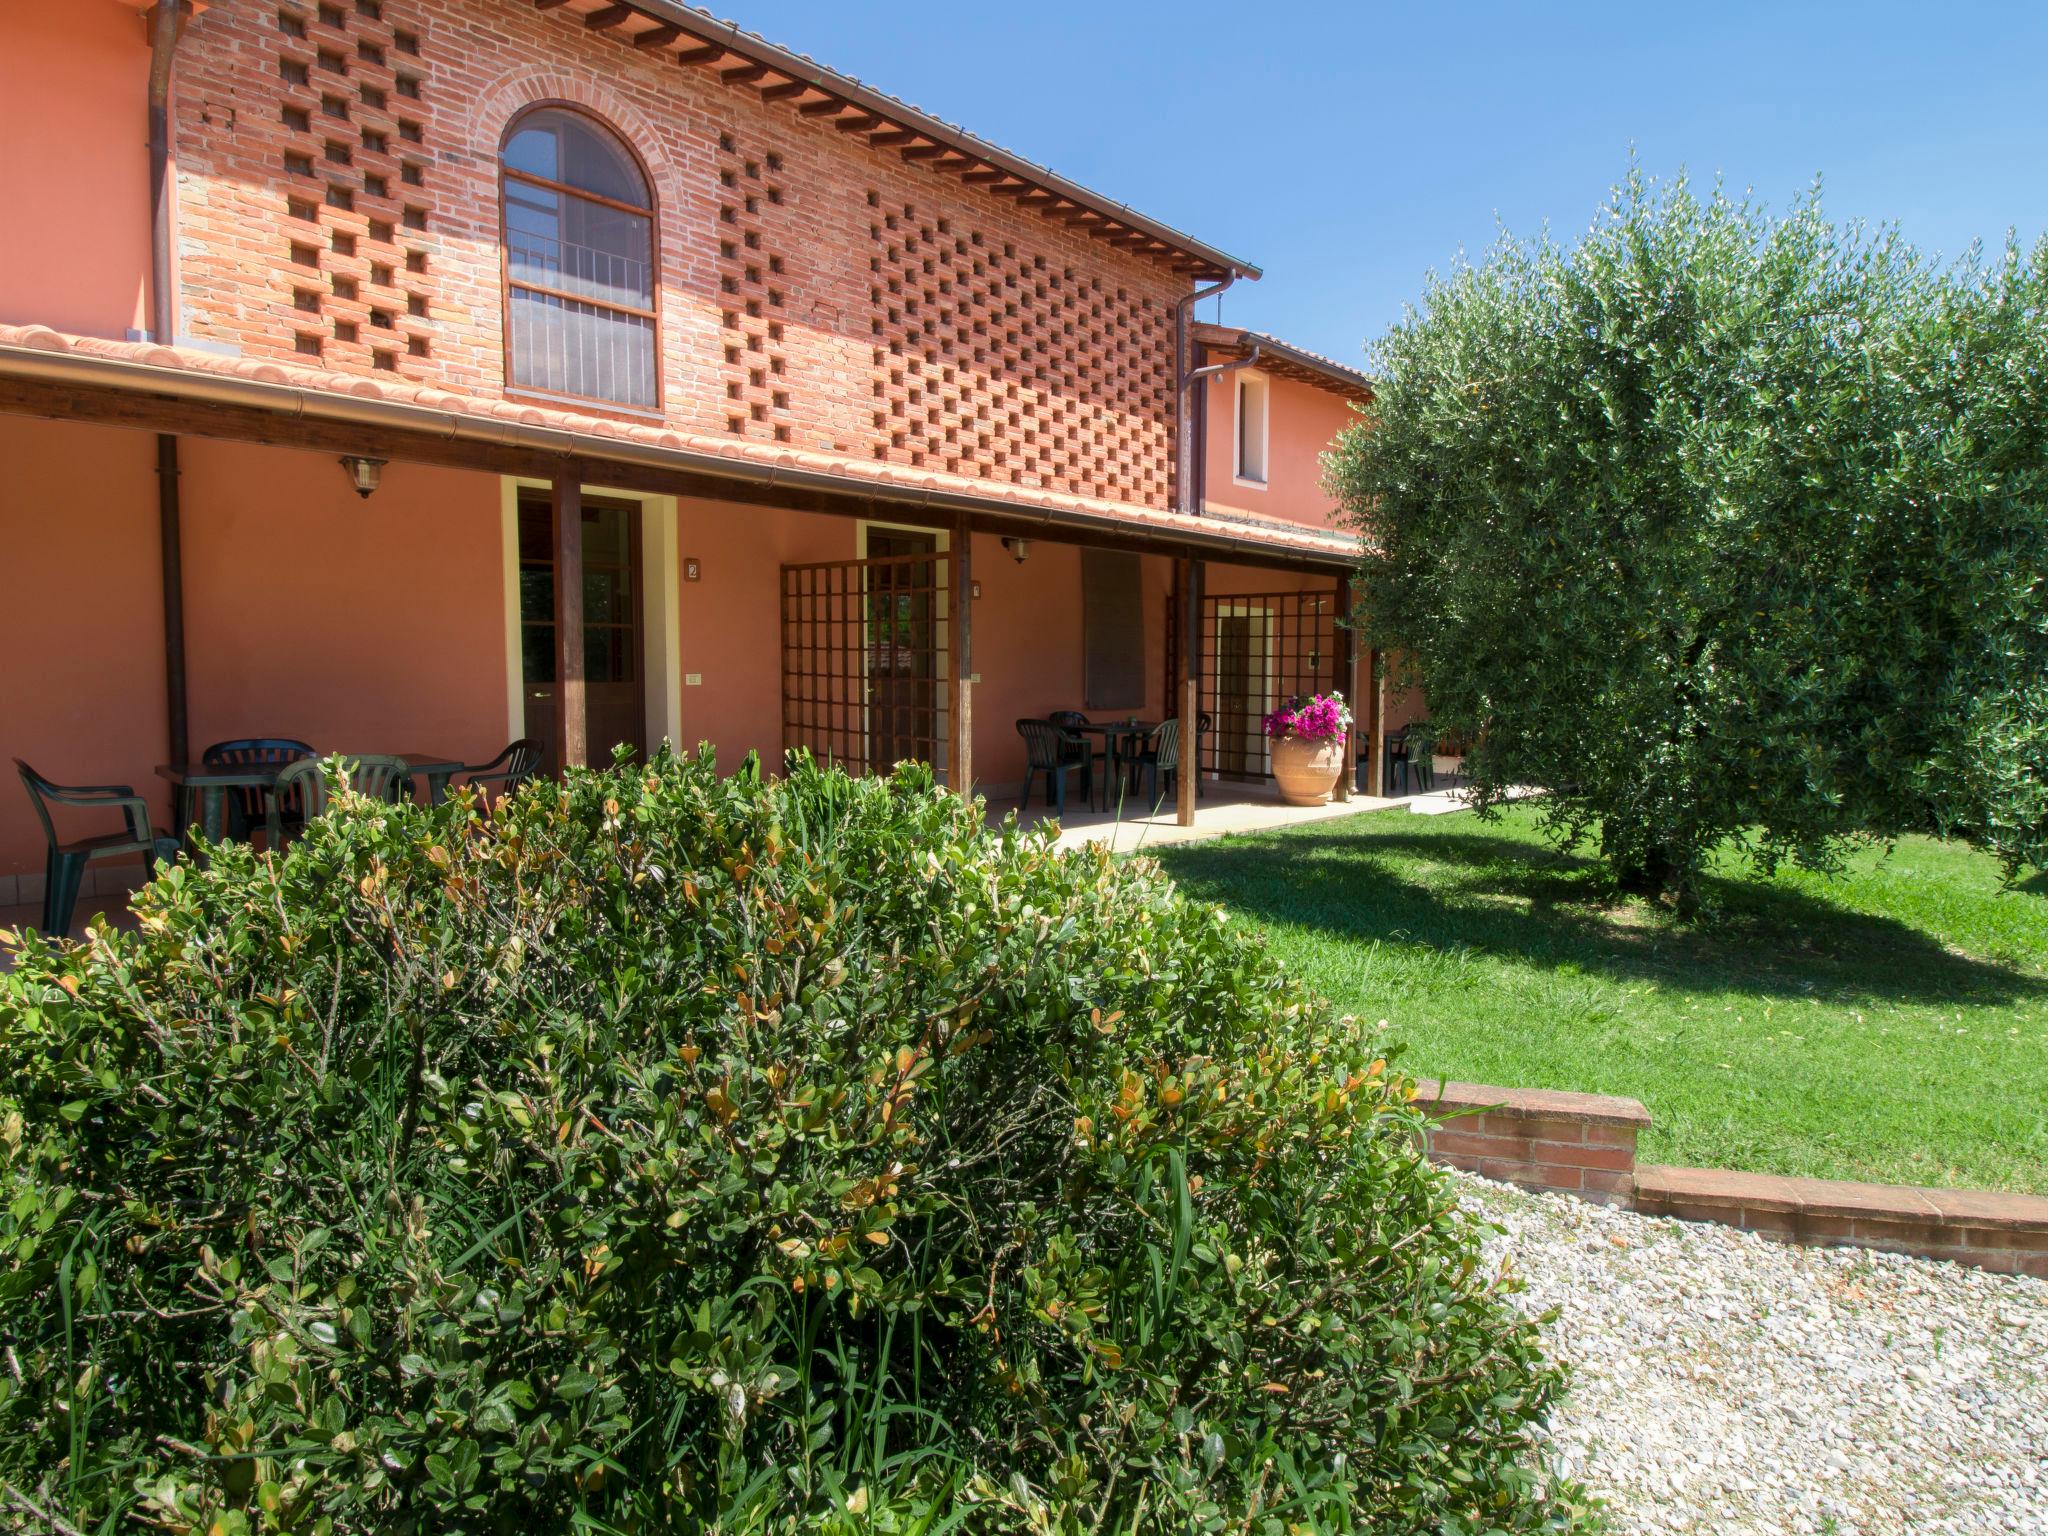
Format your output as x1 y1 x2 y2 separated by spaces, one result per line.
685 673 703 686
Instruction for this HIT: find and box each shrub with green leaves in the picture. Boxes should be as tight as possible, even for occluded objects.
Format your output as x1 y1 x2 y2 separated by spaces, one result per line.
1331 167 2048 905
0 751 1584 1534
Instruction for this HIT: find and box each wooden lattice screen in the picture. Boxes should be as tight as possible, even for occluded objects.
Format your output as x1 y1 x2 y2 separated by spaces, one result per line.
780 551 954 777
1195 588 1341 782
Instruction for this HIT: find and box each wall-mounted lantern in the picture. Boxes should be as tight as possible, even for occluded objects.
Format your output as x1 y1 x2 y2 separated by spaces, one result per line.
340 455 387 498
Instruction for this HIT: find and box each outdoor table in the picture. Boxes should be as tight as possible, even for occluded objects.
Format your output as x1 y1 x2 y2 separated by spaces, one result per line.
1070 720 1157 810
155 762 281 844
391 754 466 806
157 754 467 847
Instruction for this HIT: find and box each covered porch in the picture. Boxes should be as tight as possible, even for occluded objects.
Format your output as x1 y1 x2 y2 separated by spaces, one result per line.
0 332 1376 939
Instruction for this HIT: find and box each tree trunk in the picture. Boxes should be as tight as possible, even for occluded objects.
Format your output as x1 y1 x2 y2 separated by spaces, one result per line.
1603 824 1697 913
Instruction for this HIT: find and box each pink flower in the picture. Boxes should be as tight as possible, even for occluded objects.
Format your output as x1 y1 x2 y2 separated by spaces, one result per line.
1262 691 1352 743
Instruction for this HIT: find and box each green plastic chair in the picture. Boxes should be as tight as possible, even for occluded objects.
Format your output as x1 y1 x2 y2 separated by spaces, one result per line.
461 739 542 799
201 737 315 844
1131 717 1182 809
272 756 413 833
15 759 178 936
1016 720 1095 816
1404 724 1438 791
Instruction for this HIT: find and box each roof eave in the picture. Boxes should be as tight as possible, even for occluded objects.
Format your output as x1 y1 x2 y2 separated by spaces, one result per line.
1192 323 1374 401
0 337 1354 569
547 1 1261 283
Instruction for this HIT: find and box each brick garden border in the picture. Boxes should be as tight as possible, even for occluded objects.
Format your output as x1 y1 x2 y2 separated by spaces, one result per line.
1417 1079 2048 1279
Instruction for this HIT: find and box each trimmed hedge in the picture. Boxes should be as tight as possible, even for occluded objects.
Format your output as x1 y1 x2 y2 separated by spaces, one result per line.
0 750 1586 1533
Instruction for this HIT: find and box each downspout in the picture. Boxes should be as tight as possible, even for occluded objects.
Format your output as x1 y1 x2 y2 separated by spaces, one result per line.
148 1 191 768
1181 340 1264 515
1173 275 1235 515
147 2 184 348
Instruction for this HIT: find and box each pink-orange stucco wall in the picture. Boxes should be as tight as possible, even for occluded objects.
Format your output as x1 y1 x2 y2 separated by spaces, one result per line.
1201 368 1361 531
0 417 509 886
0 0 153 340
0 414 167 886
175 439 508 766
672 499 848 772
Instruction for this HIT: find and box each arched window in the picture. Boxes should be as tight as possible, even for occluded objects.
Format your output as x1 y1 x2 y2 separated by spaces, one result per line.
501 107 657 409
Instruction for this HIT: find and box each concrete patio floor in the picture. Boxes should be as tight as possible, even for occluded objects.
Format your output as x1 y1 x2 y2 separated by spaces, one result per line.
989 777 1455 854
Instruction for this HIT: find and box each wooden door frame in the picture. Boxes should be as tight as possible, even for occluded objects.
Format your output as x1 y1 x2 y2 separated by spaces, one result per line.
499 476 682 754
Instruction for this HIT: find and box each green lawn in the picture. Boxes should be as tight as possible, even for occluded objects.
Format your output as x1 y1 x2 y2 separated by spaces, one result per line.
1154 803 2048 1194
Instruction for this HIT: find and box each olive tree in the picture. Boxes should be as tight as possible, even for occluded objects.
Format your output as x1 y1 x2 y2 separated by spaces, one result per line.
1329 169 2048 904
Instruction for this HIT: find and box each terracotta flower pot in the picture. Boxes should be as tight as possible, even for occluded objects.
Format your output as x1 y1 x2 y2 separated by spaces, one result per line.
1270 733 1344 806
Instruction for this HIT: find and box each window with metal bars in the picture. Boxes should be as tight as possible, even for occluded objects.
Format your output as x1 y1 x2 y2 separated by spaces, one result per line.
501 106 658 410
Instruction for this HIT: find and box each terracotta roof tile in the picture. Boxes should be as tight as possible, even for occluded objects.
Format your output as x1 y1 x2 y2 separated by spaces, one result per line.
1192 322 1375 401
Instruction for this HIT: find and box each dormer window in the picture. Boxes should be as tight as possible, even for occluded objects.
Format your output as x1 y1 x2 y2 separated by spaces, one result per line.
501 106 658 410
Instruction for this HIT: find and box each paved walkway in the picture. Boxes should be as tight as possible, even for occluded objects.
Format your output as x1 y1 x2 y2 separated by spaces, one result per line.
994 779 1402 854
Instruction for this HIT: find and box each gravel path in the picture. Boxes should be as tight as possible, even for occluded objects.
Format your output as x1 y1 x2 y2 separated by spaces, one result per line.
1452 1171 2048 1535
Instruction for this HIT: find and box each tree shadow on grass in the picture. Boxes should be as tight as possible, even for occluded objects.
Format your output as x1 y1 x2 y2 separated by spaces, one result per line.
1157 826 2048 1010
2015 870 2048 898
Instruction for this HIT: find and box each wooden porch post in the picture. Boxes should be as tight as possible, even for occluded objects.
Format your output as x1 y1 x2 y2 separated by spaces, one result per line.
552 471 587 771
1367 648 1385 798
1176 556 1203 827
949 514 973 795
156 435 189 770
1334 574 1356 803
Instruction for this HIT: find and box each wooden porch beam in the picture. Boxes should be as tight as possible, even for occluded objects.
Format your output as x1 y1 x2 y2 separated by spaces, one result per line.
1367 647 1384 797
632 24 681 49
156 434 190 771
758 79 810 101
674 44 724 65
1335 574 1357 802
551 471 588 771
583 5 635 30
720 63 769 85
799 95 851 116
950 514 973 796
1177 556 1202 827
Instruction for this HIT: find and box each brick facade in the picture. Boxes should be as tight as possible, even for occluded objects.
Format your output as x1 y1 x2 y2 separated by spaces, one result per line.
169 0 1185 507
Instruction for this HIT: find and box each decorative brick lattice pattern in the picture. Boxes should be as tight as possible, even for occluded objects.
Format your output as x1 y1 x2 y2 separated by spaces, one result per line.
865 198 1174 502
714 133 792 441
171 0 1186 509
267 0 438 374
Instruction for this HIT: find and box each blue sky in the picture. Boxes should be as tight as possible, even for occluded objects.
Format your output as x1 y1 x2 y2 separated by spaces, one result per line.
729 1 2048 366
